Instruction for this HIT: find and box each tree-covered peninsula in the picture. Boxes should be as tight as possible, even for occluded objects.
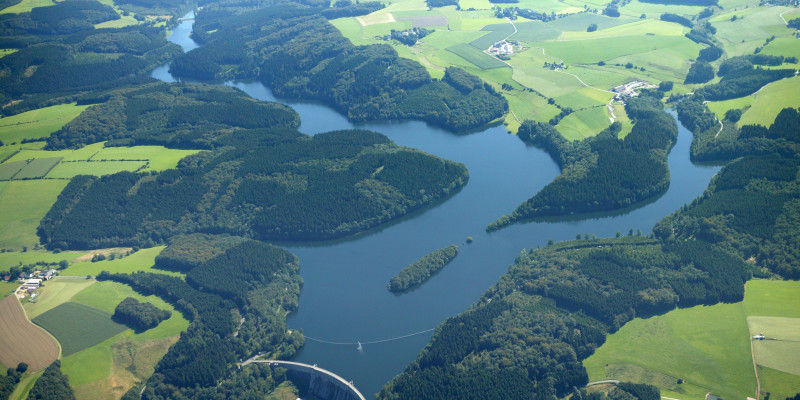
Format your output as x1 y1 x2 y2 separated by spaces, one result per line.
388 244 458 293
488 93 677 231
37 84 469 247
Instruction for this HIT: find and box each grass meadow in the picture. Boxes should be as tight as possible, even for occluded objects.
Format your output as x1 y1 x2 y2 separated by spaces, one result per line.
445 43 507 69
0 103 89 144
46 161 146 179
32 302 128 356
62 246 182 277
582 302 755 400
584 280 800 399
0 180 68 250
0 0 53 14
708 76 800 127
13 157 61 179
556 107 612 140
23 279 97 319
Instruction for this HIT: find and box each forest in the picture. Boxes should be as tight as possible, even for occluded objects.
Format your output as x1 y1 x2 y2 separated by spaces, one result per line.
98 237 304 398
166 5 507 131
39 122 468 246
0 2 181 115
388 244 458 293
26 361 76 400
489 94 677 230
113 297 172 331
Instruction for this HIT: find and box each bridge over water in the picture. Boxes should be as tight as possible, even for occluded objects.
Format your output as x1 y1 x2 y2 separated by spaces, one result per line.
242 358 366 400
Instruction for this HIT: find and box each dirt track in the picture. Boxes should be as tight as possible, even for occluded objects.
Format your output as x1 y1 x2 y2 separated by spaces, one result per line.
0 295 59 371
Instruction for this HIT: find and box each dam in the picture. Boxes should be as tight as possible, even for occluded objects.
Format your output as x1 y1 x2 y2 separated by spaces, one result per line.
243 359 366 400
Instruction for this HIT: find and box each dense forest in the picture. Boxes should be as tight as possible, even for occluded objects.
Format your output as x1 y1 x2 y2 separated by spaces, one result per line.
154 233 248 272
166 5 507 131
379 107 800 400
488 94 677 230
26 361 76 400
99 237 304 398
0 1 181 116
45 82 300 150
113 297 172 331
39 122 468 246
388 244 458 293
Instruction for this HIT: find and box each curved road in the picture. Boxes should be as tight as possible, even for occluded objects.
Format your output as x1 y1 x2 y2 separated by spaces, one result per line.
242 358 366 400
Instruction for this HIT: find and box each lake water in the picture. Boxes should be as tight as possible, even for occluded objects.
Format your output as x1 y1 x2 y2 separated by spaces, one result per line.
157 12 721 398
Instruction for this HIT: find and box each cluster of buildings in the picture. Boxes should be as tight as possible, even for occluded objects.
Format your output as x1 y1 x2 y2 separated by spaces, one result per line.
489 40 514 56
10 269 58 299
612 80 656 101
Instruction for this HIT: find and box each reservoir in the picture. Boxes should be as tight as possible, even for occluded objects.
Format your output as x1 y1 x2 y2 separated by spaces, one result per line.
156 13 721 398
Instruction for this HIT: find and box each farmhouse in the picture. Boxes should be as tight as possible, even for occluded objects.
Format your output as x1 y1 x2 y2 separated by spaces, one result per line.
489 40 513 55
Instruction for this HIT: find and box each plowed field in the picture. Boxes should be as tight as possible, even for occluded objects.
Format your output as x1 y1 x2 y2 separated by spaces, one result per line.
0 295 59 371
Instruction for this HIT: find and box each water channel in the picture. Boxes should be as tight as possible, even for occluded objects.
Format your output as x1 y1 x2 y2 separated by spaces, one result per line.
155 12 721 398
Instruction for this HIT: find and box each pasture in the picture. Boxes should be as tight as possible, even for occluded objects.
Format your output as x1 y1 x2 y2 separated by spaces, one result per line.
58 281 187 398
708 76 800 127
0 250 87 268
556 107 612 140
0 0 54 14
582 302 755 400
13 157 61 179
759 366 800 400
445 43 508 69
507 21 560 43
62 246 181 277
23 279 96 319
0 180 68 250
469 23 514 50
546 13 633 32
0 103 89 144
0 296 59 372
46 160 146 179
749 317 800 376
0 161 27 180
32 302 127 356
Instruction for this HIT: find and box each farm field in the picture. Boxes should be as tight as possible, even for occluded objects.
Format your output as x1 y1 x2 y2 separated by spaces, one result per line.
0 281 18 296
0 250 87 268
0 0 54 14
556 107 612 140
23 279 97 319
62 246 181 277
0 296 59 372
708 76 800 127
0 141 203 181
0 103 89 144
23 278 188 399
32 301 127 356
584 279 800 399
0 180 68 250
582 301 755 400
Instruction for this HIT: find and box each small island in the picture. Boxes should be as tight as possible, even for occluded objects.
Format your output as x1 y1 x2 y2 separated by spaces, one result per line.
387 245 458 293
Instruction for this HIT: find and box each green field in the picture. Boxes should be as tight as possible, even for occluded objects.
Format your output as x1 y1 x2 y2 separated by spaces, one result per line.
585 280 800 399
0 0 54 14
469 23 514 50
556 107 612 140
62 246 180 277
535 34 700 65
0 161 27 180
708 76 800 127
0 180 68 250
32 302 127 356
583 302 755 400
13 157 61 179
445 43 508 69
507 20 561 42
46 161 146 178
0 281 18 296
23 279 97 319
0 250 87 270
759 366 800 400
547 12 634 32
0 103 89 144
